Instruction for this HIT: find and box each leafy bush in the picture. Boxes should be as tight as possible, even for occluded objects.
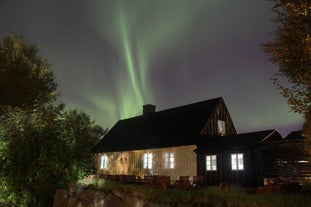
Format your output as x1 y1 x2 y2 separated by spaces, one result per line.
0 107 104 206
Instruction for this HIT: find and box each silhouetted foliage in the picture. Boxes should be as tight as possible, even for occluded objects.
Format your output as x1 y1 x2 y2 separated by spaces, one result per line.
263 0 311 152
0 34 57 113
0 34 105 206
0 106 105 206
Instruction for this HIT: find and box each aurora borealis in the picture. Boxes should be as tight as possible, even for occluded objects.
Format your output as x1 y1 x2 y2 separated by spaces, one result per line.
0 0 303 135
90 0 211 119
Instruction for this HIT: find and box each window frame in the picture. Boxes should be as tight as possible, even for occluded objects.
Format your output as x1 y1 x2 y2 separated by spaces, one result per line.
163 152 175 169
100 154 108 169
217 120 226 135
231 153 244 171
143 153 153 169
206 155 217 171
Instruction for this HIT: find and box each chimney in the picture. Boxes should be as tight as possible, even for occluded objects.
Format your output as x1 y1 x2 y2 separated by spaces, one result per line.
143 104 156 117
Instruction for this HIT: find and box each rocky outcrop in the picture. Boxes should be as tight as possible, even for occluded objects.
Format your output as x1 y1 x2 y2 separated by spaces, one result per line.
53 186 108 207
53 185 236 207
53 185 158 207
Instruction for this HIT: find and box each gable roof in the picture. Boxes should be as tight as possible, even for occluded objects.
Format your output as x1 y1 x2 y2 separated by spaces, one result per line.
196 129 283 152
95 97 225 152
285 131 303 140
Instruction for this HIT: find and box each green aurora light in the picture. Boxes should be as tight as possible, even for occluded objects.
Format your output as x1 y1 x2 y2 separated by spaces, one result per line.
88 0 210 122
30 0 302 134
0 0 304 135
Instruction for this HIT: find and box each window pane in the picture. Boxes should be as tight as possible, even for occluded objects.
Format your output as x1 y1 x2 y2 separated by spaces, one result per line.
170 153 175 168
164 152 168 168
231 154 237 170
143 154 147 169
100 155 108 169
206 156 211 162
212 155 217 170
238 154 244 170
206 156 211 170
100 156 103 169
148 153 152 169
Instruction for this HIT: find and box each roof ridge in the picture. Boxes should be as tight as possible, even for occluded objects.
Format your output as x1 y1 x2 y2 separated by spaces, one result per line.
218 129 276 138
154 97 223 114
261 129 278 142
117 97 223 122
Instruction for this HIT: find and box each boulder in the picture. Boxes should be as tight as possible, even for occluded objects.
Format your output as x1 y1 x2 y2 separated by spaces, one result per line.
104 193 131 207
53 189 69 207
78 189 105 207
112 189 145 207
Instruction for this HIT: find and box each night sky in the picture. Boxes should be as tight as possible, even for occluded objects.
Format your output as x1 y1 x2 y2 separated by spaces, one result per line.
0 0 303 136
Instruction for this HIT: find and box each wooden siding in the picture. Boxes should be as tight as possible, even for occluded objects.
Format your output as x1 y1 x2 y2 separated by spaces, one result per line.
260 140 311 184
97 145 197 181
198 138 311 187
197 149 259 186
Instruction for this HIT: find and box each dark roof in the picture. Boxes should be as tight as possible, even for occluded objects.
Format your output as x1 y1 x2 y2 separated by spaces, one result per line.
196 129 282 152
285 131 303 140
95 97 223 152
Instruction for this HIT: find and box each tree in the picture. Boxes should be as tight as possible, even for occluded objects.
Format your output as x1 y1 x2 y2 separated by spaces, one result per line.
61 109 106 179
0 34 105 206
0 34 57 113
263 0 311 152
0 106 105 207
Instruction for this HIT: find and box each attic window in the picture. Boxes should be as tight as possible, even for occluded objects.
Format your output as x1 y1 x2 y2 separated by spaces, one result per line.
217 120 226 136
100 155 108 169
143 153 153 169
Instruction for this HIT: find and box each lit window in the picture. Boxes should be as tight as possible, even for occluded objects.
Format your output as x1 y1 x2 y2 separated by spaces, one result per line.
100 155 108 169
143 153 153 169
217 120 226 135
164 152 175 169
231 153 244 170
206 155 217 171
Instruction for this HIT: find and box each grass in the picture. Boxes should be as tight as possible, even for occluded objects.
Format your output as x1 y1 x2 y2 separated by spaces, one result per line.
78 178 311 207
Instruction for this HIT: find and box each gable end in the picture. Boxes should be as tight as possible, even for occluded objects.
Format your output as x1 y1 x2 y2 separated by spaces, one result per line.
200 98 237 136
